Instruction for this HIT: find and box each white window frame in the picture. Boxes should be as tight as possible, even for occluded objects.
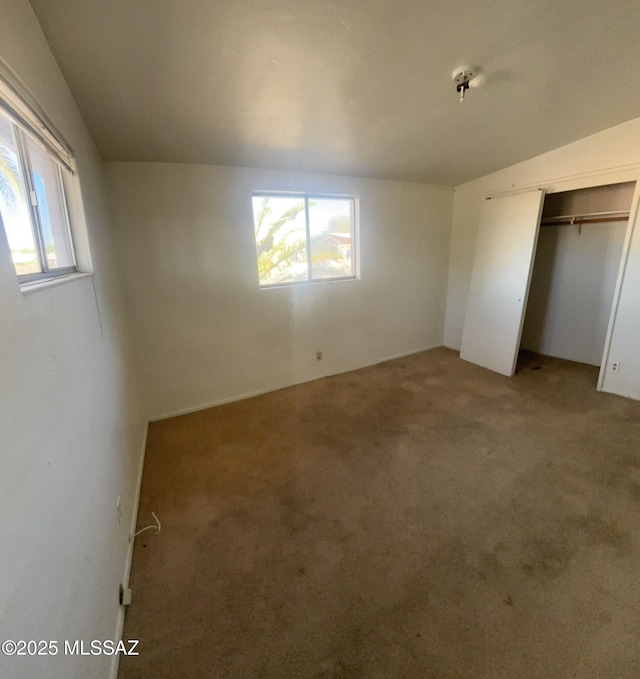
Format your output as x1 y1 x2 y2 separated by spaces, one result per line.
0 68 80 285
252 191 359 289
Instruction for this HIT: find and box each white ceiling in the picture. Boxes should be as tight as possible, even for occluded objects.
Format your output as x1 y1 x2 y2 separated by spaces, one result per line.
28 0 640 185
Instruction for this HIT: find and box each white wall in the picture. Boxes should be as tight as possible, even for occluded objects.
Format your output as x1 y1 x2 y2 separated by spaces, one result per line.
106 163 453 419
521 221 627 365
0 3 145 679
444 116 640 399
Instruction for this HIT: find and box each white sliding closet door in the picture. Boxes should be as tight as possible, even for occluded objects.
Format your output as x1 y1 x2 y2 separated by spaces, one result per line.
460 190 545 376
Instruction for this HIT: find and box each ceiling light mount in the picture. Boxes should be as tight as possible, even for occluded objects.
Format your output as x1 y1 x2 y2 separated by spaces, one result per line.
452 65 484 102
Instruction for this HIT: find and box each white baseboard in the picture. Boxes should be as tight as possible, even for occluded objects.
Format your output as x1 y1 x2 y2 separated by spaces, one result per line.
365 343 442 367
599 385 640 401
150 344 443 423
149 387 269 422
109 421 149 679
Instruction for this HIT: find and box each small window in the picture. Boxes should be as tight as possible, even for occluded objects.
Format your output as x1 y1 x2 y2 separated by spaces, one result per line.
252 192 357 287
0 103 75 282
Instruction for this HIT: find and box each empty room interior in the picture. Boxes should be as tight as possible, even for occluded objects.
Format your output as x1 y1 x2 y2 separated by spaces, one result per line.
2 1 640 677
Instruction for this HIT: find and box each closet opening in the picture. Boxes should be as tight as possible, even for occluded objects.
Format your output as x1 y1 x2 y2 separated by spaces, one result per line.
518 181 636 382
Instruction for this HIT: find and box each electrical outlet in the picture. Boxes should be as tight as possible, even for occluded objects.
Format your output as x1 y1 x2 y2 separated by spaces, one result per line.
316 351 323 361
611 361 620 373
119 584 132 606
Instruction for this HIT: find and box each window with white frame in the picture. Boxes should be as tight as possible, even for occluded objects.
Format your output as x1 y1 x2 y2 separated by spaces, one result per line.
0 78 76 283
252 192 357 287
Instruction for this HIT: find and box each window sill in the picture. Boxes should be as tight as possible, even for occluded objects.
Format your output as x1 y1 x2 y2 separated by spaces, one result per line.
260 276 359 290
20 271 94 295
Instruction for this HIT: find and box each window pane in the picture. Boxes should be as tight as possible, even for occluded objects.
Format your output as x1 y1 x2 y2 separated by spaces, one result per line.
0 111 40 275
253 195 308 286
25 135 74 270
308 197 355 280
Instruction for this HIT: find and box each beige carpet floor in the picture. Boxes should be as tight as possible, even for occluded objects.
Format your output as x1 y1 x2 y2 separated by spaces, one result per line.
119 348 640 678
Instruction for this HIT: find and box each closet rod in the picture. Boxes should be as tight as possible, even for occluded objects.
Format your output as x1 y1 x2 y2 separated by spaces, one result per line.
540 210 630 227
